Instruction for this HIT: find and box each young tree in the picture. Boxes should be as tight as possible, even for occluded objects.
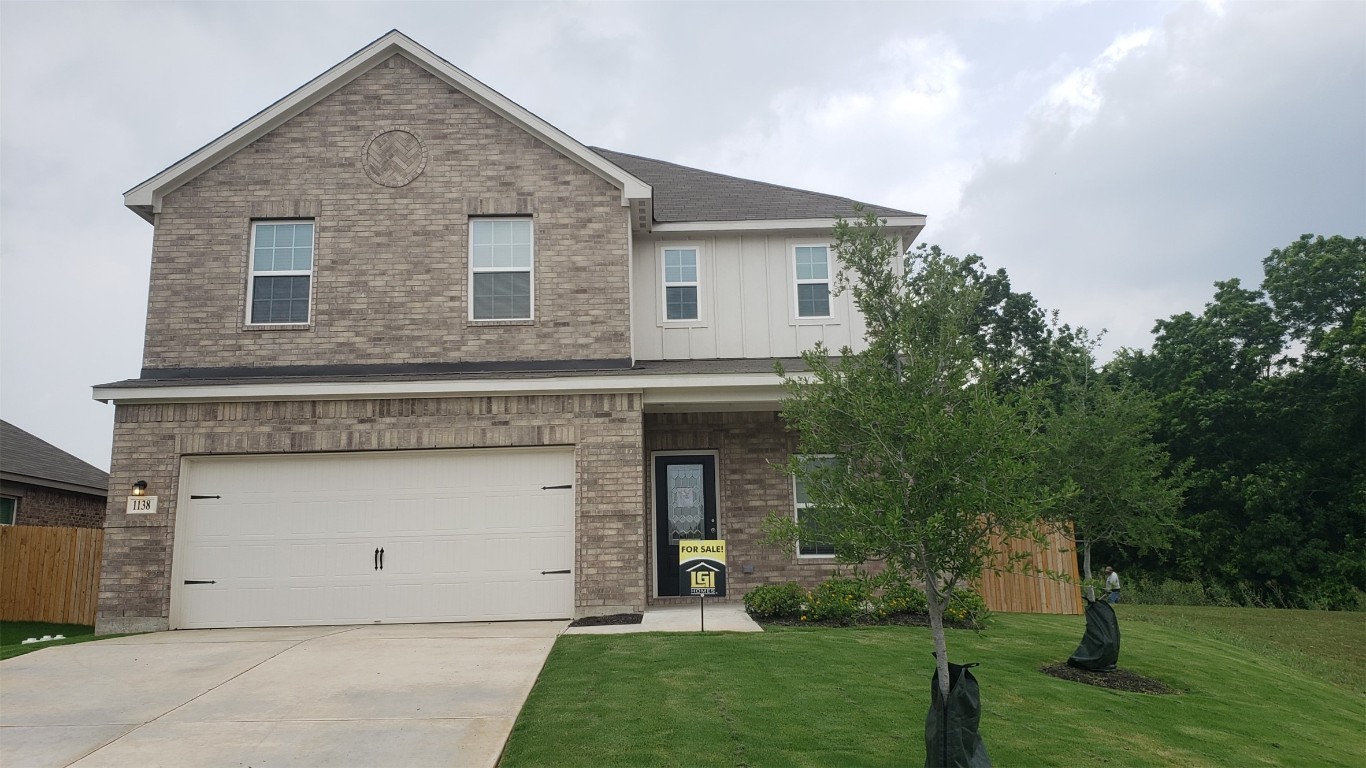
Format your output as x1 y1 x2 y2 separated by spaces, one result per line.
1041 352 1186 594
769 212 1069 718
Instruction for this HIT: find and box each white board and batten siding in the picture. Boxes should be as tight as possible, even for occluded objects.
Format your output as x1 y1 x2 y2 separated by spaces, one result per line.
170 447 575 629
632 232 871 360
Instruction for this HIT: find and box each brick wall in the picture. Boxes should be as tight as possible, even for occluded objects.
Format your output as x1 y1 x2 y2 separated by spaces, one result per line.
1 484 105 528
644 411 847 604
98 394 645 634
143 53 632 371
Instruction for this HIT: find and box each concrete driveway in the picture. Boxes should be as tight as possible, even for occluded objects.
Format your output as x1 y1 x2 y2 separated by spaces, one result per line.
0 621 566 768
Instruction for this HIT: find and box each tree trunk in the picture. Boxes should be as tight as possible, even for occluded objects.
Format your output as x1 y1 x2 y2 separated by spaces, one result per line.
1081 539 1095 602
925 577 952 703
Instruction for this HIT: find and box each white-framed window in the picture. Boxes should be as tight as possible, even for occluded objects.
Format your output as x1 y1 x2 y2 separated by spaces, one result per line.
470 218 534 321
661 246 700 321
246 220 315 325
793 244 832 319
0 496 17 526
793 455 837 557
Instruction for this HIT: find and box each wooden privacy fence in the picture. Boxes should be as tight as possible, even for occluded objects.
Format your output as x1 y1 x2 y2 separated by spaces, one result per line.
977 526 1082 615
0 525 104 625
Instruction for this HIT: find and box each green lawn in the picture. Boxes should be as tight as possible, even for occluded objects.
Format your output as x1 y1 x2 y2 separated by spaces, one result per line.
1119 603 1366 695
502 610 1365 767
0 621 101 660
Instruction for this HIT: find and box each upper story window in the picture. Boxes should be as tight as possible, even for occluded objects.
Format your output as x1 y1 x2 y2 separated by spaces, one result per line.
470 218 533 320
794 245 832 319
662 247 699 321
247 220 314 325
793 455 837 557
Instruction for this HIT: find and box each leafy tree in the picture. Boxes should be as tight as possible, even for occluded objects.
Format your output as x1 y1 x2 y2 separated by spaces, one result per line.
768 212 1068 714
1108 235 1365 608
1041 342 1186 594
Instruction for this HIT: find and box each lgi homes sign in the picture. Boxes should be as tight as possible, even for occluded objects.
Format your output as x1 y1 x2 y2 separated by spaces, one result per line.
678 539 726 597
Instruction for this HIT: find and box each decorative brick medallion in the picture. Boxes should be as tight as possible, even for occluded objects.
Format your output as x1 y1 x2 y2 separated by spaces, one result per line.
362 128 426 187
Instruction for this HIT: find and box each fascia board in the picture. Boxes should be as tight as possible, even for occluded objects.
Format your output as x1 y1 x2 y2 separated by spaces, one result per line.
652 216 927 233
1 472 108 497
92 371 798 405
124 31 651 214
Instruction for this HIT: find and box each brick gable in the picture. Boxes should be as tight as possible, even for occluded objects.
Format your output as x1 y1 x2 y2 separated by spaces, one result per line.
143 53 631 373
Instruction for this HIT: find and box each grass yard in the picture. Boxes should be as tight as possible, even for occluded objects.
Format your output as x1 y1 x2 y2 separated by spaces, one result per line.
0 621 100 660
501 610 1365 767
1120 603 1366 695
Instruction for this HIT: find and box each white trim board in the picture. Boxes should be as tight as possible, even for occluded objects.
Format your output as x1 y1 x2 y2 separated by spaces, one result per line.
93 371 796 409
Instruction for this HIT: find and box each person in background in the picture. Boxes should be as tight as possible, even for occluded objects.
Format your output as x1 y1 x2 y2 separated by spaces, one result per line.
1103 566 1121 604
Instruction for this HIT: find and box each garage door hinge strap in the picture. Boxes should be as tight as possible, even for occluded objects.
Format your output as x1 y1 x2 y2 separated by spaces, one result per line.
190 495 221 500
183 580 216 585
541 569 571 575
541 484 572 490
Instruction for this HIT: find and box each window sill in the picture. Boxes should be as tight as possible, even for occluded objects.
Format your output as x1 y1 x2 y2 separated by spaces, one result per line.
469 319 535 326
243 323 312 332
790 316 840 327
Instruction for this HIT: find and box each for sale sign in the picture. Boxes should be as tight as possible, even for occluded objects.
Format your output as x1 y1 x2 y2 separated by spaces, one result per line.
679 539 726 597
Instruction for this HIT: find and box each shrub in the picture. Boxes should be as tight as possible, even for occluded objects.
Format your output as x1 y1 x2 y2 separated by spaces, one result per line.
874 576 928 617
807 575 873 624
743 582 805 620
947 588 989 627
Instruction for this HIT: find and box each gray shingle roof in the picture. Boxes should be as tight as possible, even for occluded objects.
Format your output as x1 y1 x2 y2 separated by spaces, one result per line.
591 147 922 223
1 420 109 494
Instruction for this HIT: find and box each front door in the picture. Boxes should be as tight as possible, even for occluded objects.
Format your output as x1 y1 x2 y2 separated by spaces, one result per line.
654 454 718 597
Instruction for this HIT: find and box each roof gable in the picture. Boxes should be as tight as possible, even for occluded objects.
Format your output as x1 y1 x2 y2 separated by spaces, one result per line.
125 30 651 224
1 420 109 494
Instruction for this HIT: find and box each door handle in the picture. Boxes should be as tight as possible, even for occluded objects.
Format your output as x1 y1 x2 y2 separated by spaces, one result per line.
374 548 379 570
379 547 384 570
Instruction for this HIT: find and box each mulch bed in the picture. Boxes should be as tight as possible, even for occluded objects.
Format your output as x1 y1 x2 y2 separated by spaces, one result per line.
760 614 983 630
568 613 644 627
1040 663 1178 694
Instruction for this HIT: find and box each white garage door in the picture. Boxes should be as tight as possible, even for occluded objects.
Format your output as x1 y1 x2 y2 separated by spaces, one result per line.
171 447 575 629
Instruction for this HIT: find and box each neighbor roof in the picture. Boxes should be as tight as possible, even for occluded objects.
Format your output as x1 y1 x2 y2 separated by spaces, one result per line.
1 420 109 495
591 147 922 224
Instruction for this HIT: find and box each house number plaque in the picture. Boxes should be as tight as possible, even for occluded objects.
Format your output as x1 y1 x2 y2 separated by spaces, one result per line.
126 496 158 515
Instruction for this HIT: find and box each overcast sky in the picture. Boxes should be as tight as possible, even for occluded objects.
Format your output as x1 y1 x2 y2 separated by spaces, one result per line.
2 0 1362 470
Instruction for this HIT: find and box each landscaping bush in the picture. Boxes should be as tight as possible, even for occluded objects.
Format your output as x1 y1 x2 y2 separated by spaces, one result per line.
742 582 806 620
806 575 873 623
877 579 929 617
948 588 989 627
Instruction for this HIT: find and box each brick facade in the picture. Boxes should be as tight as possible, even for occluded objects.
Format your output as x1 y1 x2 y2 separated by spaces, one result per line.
644 411 847 604
0 484 105 528
142 53 631 372
97 394 645 634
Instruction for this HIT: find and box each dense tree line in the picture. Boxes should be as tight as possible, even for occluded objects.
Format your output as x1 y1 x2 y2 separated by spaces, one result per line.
1103 235 1364 609
941 233 1362 609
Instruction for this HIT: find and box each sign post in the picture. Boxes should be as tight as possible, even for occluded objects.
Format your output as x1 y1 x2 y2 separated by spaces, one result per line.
679 539 726 632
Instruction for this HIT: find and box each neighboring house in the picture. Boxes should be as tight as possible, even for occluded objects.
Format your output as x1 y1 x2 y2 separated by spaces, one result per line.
91 31 928 634
1 420 109 528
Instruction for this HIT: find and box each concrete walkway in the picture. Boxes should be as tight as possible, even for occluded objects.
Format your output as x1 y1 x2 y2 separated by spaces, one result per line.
0 621 565 768
563 602 763 634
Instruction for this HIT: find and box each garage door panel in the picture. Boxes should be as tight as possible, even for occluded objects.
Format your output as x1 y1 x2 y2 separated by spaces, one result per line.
174 447 575 629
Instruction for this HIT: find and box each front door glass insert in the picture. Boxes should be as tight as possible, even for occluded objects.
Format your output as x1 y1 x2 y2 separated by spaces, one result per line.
666 464 705 544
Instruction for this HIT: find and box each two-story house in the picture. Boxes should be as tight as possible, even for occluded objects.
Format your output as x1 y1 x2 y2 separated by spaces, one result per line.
91 31 929 634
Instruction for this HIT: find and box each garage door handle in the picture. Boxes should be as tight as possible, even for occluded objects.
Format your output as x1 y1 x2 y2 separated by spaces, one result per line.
374 547 385 570
184 580 216 585
541 569 571 575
